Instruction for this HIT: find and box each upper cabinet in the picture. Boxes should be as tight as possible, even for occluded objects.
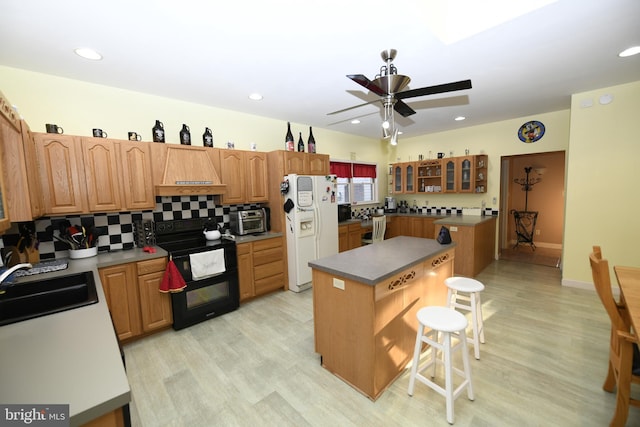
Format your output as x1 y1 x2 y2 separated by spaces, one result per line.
35 134 156 215
391 162 415 194
394 155 487 195
218 149 269 205
273 151 329 176
0 93 17 232
34 133 88 215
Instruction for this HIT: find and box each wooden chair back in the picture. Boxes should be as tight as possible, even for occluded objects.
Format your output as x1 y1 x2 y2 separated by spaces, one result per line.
362 215 386 245
589 245 640 426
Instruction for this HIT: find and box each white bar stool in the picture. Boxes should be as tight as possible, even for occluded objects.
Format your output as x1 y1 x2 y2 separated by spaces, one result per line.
408 306 474 424
445 277 485 360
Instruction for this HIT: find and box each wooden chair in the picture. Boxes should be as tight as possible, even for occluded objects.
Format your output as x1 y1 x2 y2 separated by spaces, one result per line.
362 215 386 245
589 246 640 426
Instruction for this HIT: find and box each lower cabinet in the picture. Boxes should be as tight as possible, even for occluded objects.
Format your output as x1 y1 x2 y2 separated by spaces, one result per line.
339 222 363 252
238 236 285 301
99 257 172 342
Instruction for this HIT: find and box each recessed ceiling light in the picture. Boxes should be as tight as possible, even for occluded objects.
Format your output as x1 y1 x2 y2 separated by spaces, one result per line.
74 48 102 60
248 93 263 101
454 116 466 121
351 119 360 124
619 46 640 57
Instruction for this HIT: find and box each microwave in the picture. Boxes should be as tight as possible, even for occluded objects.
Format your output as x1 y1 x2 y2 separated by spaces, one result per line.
230 209 266 235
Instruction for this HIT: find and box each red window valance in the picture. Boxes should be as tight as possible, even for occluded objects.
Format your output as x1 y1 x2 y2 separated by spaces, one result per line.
330 161 352 178
353 163 377 178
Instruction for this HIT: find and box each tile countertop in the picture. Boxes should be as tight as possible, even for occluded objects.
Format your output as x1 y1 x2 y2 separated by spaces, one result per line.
0 247 168 427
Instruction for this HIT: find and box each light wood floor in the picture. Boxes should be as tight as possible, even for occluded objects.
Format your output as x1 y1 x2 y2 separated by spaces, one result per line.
123 259 639 426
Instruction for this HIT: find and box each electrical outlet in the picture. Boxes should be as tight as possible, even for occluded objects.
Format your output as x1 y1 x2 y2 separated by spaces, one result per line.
492 197 497 205
333 278 345 290
535 229 541 236
450 226 458 232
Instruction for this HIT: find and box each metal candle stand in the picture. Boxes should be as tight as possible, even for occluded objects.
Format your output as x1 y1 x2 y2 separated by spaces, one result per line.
511 167 541 250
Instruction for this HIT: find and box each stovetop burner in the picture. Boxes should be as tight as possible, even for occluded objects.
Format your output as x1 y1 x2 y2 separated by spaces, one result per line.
155 218 234 255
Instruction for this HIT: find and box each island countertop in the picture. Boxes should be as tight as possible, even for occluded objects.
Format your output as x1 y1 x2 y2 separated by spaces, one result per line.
308 236 454 286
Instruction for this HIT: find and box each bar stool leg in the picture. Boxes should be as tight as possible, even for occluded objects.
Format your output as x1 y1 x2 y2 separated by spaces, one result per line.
408 323 424 396
469 292 480 360
443 332 454 424
460 332 474 401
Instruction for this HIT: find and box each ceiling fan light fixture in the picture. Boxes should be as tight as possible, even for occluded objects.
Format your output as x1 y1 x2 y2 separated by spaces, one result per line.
390 128 398 146
382 120 390 130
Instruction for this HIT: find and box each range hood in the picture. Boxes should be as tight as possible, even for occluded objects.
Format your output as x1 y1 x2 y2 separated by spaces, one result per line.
153 144 226 196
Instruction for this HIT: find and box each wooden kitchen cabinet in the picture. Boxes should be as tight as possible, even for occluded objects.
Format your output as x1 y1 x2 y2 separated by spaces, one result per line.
99 257 172 342
434 217 496 277
99 263 142 341
237 236 285 301
338 224 349 252
136 257 172 332
416 159 442 194
34 133 89 215
0 93 15 232
218 149 268 204
82 137 123 212
444 155 487 193
119 141 156 210
391 162 415 194
269 150 330 176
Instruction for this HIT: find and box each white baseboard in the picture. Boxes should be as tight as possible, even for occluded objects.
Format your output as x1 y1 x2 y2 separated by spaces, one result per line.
508 240 562 250
561 278 620 297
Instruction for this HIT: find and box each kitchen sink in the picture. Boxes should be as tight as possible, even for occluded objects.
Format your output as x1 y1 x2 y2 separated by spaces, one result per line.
0 271 98 326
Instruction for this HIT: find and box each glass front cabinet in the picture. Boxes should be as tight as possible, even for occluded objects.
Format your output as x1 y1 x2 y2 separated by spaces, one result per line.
393 155 487 195
392 162 415 194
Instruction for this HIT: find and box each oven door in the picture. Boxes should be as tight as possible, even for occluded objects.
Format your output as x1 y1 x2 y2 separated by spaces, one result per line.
170 249 239 330
171 270 239 330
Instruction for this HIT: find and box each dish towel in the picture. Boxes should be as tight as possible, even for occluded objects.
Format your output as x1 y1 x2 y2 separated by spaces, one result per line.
159 260 187 293
190 249 226 280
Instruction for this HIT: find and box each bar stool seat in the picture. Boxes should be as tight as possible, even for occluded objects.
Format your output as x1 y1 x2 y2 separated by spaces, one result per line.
445 277 485 360
408 306 474 424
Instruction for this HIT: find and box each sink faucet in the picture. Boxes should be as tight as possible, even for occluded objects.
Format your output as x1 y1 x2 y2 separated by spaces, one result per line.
0 263 33 293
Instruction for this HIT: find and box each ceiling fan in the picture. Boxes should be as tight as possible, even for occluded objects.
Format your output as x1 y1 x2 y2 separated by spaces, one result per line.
329 49 472 141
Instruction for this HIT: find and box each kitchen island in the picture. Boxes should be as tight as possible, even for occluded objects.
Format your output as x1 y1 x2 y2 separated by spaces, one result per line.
309 236 455 400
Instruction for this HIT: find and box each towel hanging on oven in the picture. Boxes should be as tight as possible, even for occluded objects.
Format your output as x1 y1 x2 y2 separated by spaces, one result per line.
190 249 226 280
159 260 187 293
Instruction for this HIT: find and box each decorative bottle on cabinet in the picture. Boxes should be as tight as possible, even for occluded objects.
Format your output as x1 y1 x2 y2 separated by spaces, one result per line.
297 132 305 152
285 122 294 151
179 124 191 145
203 127 213 147
152 120 165 143
307 126 316 153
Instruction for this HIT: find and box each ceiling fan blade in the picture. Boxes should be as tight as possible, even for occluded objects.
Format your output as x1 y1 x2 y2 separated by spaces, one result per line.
394 100 416 117
327 99 379 115
396 79 472 100
347 74 387 96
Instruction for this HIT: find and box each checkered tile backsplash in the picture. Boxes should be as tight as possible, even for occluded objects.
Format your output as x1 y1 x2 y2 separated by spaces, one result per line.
0 196 259 261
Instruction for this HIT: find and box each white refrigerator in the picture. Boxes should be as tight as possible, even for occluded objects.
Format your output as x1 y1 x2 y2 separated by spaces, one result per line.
284 174 339 292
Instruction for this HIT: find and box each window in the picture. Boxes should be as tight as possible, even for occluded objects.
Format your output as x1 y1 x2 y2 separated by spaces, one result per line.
331 161 378 205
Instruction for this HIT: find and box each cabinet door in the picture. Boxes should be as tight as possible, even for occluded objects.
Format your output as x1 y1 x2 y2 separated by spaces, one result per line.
393 164 403 193
1 114 33 221
82 138 122 212
458 156 473 193
348 223 362 249
219 149 246 204
237 243 254 301
474 155 488 193
99 263 141 341
138 270 173 332
444 159 457 193
120 141 156 210
283 151 307 174
245 151 269 202
403 162 415 193
34 133 88 214
338 224 349 252
308 153 329 175
21 121 44 218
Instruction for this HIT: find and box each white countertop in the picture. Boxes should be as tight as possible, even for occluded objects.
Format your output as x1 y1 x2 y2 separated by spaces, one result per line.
0 247 168 426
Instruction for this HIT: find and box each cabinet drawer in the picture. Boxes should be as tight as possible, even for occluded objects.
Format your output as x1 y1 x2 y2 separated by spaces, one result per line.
252 237 282 252
374 263 424 302
237 242 251 255
137 257 167 275
253 246 283 266
255 273 285 295
254 260 284 280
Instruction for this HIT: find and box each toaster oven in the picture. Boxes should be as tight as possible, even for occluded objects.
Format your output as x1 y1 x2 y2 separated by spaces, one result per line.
230 209 266 235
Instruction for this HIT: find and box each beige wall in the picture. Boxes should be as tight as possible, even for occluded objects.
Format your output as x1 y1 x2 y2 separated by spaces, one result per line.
2 65 638 287
563 80 640 286
0 65 386 176
389 109 571 210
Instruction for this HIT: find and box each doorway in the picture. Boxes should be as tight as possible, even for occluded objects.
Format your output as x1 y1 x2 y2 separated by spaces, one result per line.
498 151 565 268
